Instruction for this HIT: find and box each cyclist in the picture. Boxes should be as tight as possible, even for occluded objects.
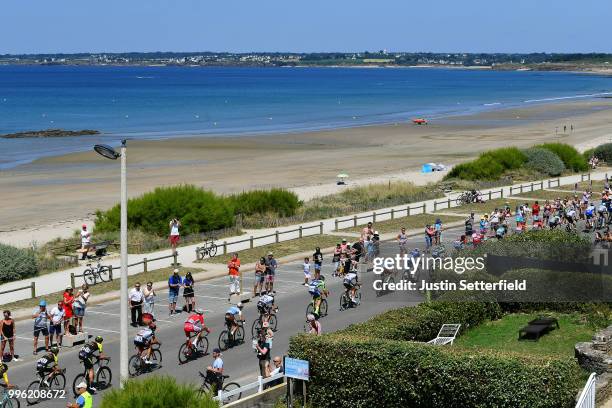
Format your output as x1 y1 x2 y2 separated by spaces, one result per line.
78 336 107 392
206 348 224 393
0 362 13 388
343 271 359 305
225 303 244 337
585 202 596 230
308 276 328 318
133 321 159 364
257 294 277 323
306 314 321 335
36 346 61 386
184 308 210 352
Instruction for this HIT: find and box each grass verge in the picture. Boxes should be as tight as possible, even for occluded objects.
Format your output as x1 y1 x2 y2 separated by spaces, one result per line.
340 214 464 234
435 198 510 216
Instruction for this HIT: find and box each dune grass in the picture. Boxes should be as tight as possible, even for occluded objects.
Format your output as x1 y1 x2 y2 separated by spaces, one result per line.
436 198 510 216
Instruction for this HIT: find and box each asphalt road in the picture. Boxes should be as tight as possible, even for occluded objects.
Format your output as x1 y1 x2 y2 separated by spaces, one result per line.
4 223 469 408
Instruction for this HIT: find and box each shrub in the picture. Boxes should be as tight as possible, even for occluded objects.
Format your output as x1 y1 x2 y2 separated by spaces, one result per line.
288 334 583 408
229 189 300 217
523 147 565 176
0 243 38 283
592 143 612 162
446 147 527 181
536 143 588 172
100 375 217 408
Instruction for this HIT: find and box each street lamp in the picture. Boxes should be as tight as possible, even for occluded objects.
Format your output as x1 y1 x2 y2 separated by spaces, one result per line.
93 140 128 387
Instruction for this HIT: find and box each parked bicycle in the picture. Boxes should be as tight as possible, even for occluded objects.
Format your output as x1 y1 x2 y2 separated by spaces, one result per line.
340 284 361 311
178 332 209 364
25 368 66 405
195 238 218 260
218 321 245 351
128 344 162 377
72 356 112 397
1 386 19 408
305 298 328 319
83 257 111 286
456 190 480 205
198 371 241 404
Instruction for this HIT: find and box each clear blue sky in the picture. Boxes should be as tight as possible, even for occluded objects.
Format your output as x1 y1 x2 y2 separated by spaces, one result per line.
2 0 610 54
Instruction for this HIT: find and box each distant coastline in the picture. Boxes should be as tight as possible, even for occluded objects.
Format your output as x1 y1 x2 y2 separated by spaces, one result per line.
0 129 100 139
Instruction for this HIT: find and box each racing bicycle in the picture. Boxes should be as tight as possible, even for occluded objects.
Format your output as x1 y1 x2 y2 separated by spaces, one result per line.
25 368 66 406
218 321 245 351
178 332 209 364
340 284 361 311
72 356 112 397
128 343 162 377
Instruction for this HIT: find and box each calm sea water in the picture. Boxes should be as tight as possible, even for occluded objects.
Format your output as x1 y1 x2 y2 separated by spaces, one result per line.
0 65 610 169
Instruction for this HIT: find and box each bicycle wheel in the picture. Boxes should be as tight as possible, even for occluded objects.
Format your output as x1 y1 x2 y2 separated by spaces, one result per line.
72 373 86 397
456 195 465 206
268 315 278 332
339 293 348 311
83 269 96 286
98 266 111 282
355 289 362 305
178 343 192 364
218 330 230 351
96 366 113 390
5 395 20 408
128 355 141 377
305 303 314 317
234 326 245 345
197 381 210 397
251 318 262 338
151 349 163 365
198 335 209 356
221 382 242 403
320 299 328 317
208 243 218 258
25 380 42 405
50 373 66 391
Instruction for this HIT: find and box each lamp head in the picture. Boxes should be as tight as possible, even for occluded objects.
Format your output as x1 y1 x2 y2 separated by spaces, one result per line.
93 144 120 160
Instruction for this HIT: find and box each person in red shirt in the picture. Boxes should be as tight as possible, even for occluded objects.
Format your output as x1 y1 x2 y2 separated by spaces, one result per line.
228 253 241 298
62 287 74 335
183 309 210 353
532 201 542 228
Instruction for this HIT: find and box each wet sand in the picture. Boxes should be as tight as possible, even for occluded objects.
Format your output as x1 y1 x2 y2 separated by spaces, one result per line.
1 99 612 246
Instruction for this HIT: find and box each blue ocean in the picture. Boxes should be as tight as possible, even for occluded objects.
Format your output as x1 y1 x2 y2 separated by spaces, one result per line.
0 65 610 169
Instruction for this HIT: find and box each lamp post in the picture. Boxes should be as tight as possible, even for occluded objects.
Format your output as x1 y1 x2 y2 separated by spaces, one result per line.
93 140 128 387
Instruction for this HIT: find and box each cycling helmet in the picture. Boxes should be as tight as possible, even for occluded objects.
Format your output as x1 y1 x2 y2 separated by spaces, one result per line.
237 302 244 308
306 314 315 322
149 322 157 331
0 363 7 371
95 336 103 343
319 275 326 281
195 308 204 315
51 346 59 354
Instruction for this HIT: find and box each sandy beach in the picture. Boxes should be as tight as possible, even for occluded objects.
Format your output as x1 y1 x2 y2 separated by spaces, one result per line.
1 99 612 247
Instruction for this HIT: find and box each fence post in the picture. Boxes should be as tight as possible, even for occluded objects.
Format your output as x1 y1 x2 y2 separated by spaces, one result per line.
250 236 254 249
433 201 438 212
143 258 148 274
334 219 339 230
530 182 534 191
173 252 178 267
391 209 394 220
488 191 492 200
30 281 36 299
407 206 411 216
373 212 377 223
223 241 227 255
500 189 504 199
540 181 544 190
258 375 263 392
299 226 303 238
109 265 113 281
353 215 357 227
319 222 323 235
447 197 451 209
275 231 279 243
70 273 75 289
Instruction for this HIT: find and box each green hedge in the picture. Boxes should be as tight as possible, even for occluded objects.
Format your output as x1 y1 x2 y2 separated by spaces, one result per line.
229 189 300 218
100 375 217 408
0 243 38 283
289 335 583 408
523 147 566 176
592 143 612 162
536 143 588 172
446 147 527 181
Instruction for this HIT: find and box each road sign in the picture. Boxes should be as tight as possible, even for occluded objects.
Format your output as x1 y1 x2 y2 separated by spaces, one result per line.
284 357 309 381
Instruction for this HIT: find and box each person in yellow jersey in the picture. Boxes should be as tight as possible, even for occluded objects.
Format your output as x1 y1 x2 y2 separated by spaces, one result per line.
67 382 92 408
0 362 14 388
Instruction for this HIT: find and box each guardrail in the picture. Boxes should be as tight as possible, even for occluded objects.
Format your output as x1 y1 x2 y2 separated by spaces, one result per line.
215 373 284 406
334 203 427 230
0 282 36 299
575 372 596 408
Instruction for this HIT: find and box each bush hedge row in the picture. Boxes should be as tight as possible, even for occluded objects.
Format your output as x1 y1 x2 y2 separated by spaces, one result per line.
289 334 583 408
0 243 38 283
446 147 527 181
523 147 566 176
536 143 588 172
592 143 612 162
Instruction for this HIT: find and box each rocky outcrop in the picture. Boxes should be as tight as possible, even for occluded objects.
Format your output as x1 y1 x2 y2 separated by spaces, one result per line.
576 325 612 374
1 129 100 138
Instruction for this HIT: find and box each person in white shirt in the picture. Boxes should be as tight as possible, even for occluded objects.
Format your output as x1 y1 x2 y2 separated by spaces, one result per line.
302 257 311 286
129 282 144 327
80 224 91 260
49 302 65 347
143 282 156 316
169 218 181 256
73 284 90 333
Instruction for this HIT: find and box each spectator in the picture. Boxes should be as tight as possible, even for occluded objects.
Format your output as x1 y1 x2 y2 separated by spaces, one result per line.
32 300 50 355
73 284 90 333
254 257 266 298
306 314 322 335
67 381 93 408
0 310 17 361
265 356 284 388
302 257 311 286
434 218 442 245
182 272 195 313
80 224 91 260
169 218 181 256
143 282 156 316
424 224 435 252
255 331 270 377
264 252 277 295
361 222 374 240
62 287 75 335
168 269 181 315
312 247 323 280
332 244 341 276
49 301 65 347
228 253 241 298
128 282 144 327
